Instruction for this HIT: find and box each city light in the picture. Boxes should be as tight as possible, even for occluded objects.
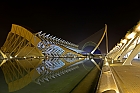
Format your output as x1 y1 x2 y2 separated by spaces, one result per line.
117 43 122 47
10 56 12 59
121 39 127 44
105 61 109 66
136 25 140 31
135 22 140 32
126 32 136 39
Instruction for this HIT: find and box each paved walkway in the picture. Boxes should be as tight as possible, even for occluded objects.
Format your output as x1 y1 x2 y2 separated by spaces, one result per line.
96 59 119 93
110 59 140 93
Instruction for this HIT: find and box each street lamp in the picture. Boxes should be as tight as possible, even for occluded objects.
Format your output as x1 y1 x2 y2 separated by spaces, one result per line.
117 43 122 47
121 39 127 44
135 22 140 32
126 32 136 39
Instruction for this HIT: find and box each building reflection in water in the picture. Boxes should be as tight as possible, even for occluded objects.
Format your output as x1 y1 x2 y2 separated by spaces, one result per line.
0 57 99 93
0 24 103 93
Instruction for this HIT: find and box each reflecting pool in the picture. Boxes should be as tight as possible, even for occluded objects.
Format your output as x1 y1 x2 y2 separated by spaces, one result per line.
0 57 103 93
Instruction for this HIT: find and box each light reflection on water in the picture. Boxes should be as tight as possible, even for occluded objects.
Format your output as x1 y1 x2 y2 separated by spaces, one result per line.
0 57 102 93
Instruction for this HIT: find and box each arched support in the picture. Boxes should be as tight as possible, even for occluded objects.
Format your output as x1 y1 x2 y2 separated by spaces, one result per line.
119 44 135 62
113 39 133 60
112 44 126 60
123 44 140 65
119 37 138 62
114 36 137 61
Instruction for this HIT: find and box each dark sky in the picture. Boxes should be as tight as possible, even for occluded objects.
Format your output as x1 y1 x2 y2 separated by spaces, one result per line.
0 1 140 51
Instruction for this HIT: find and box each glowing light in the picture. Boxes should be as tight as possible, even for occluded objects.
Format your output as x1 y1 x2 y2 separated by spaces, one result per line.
10 56 12 59
111 59 114 63
121 39 127 44
138 37 140 43
135 25 140 32
105 62 109 66
117 43 122 47
136 25 140 31
137 26 140 31
126 32 136 39
102 89 119 93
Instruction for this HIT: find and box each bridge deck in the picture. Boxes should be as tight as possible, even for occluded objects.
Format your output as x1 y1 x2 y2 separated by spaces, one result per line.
110 59 140 93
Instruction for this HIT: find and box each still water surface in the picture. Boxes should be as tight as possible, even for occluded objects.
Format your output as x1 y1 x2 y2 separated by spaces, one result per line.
0 58 102 93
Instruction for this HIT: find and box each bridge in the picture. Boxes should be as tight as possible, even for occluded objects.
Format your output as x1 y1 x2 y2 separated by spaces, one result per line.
98 21 140 93
1 22 140 93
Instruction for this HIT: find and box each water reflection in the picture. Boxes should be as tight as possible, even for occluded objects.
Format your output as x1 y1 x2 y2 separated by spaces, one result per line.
34 57 84 85
0 57 102 93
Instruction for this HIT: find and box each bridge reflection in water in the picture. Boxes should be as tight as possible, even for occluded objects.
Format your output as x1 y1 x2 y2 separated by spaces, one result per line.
0 57 103 93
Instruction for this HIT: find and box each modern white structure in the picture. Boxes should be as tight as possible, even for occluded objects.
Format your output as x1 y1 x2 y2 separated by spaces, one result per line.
107 21 140 65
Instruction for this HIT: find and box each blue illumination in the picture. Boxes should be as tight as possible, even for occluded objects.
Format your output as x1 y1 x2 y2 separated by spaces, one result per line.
83 46 101 54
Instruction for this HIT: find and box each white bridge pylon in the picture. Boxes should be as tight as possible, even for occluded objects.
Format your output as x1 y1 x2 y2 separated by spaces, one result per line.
107 21 140 65
91 24 108 54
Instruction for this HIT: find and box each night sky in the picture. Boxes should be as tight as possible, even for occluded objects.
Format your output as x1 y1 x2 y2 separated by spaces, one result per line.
0 1 140 51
